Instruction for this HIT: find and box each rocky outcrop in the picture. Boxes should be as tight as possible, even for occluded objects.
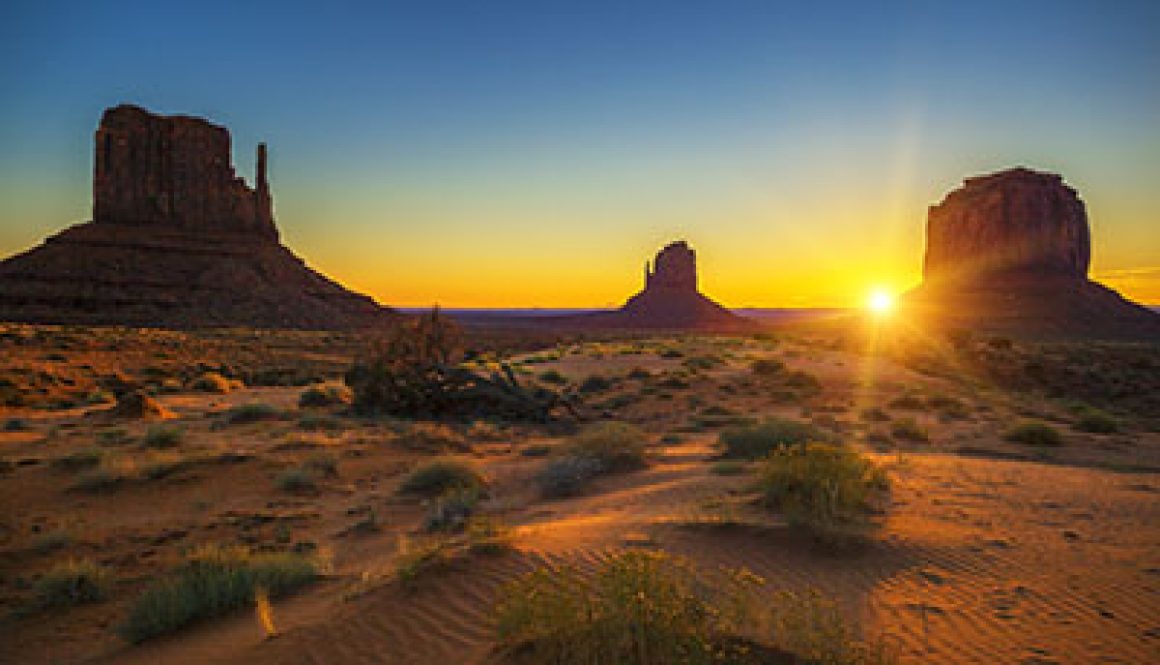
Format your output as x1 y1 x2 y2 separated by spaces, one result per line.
564 241 751 330
905 167 1159 339
923 167 1090 282
0 104 393 329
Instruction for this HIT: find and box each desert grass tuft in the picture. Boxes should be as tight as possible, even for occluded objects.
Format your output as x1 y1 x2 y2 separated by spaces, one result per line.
719 418 829 460
399 457 485 496
757 443 889 543
119 544 316 643
1004 421 1063 446
33 559 109 608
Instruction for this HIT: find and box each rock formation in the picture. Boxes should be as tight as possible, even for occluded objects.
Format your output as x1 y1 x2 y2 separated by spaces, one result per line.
904 167 1160 339
570 241 751 330
0 104 393 329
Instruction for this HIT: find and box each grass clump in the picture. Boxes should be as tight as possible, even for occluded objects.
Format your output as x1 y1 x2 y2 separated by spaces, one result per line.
536 455 605 498
32 529 74 554
536 423 647 498
538 369 567 385
750 358 785 376
1004 421 1063 446
400 457 485 496
757 443 889 542
223 402 281 425
52 447 104 471
889 418 929 443
562 422 648 472
119 545 316 643
276 466 319 492
1073 406 1119 434
298 384 352 408
72 466 124 493
711 459 748 476
143 425 184 449
578 375 613 394
495 550 770 665
424 485 482 532
33 559 109 608
719 418 829 460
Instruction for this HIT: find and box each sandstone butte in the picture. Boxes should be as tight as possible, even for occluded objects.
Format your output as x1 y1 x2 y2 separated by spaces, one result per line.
902 167 1160 339
0 104 394 329
569 240 752 330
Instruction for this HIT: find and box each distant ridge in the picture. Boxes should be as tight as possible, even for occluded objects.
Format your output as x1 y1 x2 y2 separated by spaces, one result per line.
0 104 395 329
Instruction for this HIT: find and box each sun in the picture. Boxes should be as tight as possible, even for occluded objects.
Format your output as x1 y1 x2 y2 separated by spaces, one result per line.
867 288 895 315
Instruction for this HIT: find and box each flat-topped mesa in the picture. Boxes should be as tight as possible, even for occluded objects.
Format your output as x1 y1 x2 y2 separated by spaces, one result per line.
904 166 1160 339
0 104 394 328
93 104 277 239
923 167 1090 283
644 241 698 291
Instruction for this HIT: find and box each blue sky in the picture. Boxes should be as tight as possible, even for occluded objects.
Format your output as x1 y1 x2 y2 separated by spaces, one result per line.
2 1 1158 306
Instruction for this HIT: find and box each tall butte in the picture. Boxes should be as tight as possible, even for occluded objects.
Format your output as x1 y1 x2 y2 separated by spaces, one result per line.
577 240 750 330
0 104 393 328
903 167 1160 339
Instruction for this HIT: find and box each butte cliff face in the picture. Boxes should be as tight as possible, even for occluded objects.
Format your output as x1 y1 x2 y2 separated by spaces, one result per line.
576 241 750 330
905 167 1159 339
0 104 393 329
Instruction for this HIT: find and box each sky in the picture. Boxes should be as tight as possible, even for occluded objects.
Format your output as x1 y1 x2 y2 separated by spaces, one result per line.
1 1 1158 307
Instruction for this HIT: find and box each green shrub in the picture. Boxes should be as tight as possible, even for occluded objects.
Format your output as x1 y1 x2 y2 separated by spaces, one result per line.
757 443 889 541
143 425 184 449
495 550 765 665
72 466 123 493
750 358 785 376
563 422 647 472
32 529 74 554
119 545 316 643
520 443 553 457
536 455 605 498
710 459 747 476
302 451 339 477
719 418 829 459
223 403 281 425
626 367 652 380
1074 407 1119 434
1004 421 1063 446
298 384 352 408
399 458 485 496
890 418 929 443
538 369 567 385
578 375 613 394
276 467 318 492
34 559 109 608
52 447 104 471
424 485 482 532
3 418 28 431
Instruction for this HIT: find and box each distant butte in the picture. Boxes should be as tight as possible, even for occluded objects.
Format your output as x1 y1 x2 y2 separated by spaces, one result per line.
571 241 751 330
903 167 1160 339
0 104 394 329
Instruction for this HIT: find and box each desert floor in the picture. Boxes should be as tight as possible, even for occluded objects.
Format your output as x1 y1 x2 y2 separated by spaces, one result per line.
1 325 1158 664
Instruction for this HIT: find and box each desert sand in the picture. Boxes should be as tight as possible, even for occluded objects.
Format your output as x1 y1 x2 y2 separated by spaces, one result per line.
1 323 1157 664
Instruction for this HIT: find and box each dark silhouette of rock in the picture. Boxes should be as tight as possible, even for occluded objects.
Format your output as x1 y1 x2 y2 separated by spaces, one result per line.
0 104 394 329
904 167 1160 339
568 241 751 330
